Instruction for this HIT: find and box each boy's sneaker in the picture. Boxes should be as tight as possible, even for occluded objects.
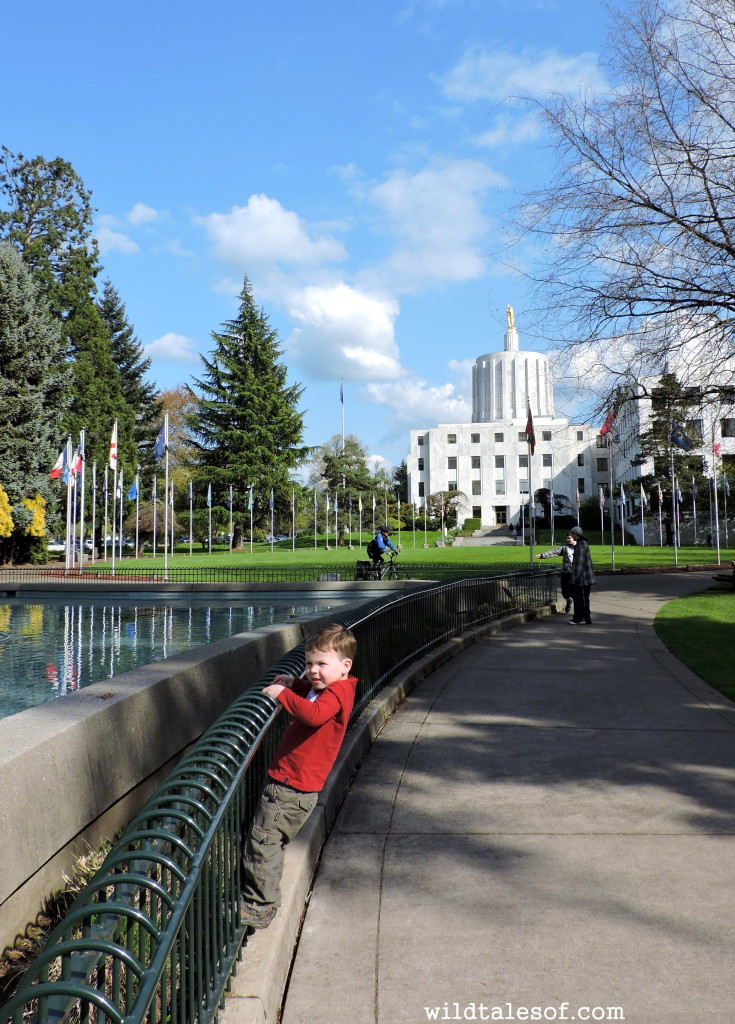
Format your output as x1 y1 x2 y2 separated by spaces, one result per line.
240 899 277 930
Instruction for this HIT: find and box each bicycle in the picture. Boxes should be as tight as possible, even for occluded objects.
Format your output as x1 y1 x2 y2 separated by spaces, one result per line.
355 552 408 581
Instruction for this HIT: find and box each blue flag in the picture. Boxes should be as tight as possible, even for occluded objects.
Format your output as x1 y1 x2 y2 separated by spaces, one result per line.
671 421 693 451
128 479 139 500
154 422 166 461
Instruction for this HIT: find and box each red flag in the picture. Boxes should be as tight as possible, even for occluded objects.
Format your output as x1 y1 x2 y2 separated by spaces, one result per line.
109 422 118 471
600 411 616 436
49 448 65 479
525 404 536 455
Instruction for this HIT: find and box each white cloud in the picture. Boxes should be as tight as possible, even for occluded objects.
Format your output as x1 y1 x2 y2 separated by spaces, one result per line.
128 202 161 225
441 46 607 103
143 332 199 362
364 157 503 289
194 194 347 269
473 112 542 149
286 283 401 380
95 215 138 255
361 374 471 427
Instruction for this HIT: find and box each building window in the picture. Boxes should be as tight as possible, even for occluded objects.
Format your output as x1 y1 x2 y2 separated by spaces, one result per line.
577 453 584 466
686 419 703 440
495 480 506 495
596 435 607 448
472 505 482 518
448 480 457 491
418 482 424 497
519 479 529 494
518 432 526 442
471 433 480 443
721 418 735 437
519 455 528 468
576 430 584 441
417 435 424 446
542 454 552 467
597 458 608 472
447 433 457 444
494 432 504 442
472 480 482 495
495 455 505 469
471 456 481 469
418 458 424 471
542 430 551 441
578 478 585 494
447 457 457 470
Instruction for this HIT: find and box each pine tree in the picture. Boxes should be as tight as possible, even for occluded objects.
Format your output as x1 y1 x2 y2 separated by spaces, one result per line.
189 277 309 544
0 242 70 506
98 280 160 463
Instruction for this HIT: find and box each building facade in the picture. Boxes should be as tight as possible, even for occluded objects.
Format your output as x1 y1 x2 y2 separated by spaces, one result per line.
407 313 610 528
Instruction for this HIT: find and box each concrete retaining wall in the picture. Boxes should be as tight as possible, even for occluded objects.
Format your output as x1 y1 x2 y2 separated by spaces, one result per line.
0 612 345 954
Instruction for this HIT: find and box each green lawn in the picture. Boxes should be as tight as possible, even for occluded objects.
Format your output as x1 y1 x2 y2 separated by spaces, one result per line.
655 587 735 701
95 528 734 572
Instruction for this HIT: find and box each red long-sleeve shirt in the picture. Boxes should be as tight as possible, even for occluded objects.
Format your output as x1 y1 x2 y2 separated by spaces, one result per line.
267 675 358 792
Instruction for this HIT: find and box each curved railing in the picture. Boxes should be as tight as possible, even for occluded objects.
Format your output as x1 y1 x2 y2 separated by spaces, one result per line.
2 569 556 1024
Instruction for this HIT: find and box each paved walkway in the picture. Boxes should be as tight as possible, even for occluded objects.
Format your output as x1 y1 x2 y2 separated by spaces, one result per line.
278 573 735 1024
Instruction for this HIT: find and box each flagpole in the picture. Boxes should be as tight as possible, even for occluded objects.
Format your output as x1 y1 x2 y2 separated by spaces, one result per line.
110 421 118 577
723 476 730 546
103 466 109 563
153 477 157 557
526 403 534 565
135 471 140 556
669 445 678 568
712 429 721 564
118 468 124 560
549 452 555 547
657 483 663 546
170 483 175 558
65 436 73 570
314 491 318 549
208 484 212 556
91 461 97 565
270 489 274 553
189 480 193 556
692 477 698 544
250 485 253 554
71 442 79 569
620 484 626 547
78 429 86 569
608 436 615 571
229 484 233 553
640 483 646 547
292 489 295 551
163 413 169 576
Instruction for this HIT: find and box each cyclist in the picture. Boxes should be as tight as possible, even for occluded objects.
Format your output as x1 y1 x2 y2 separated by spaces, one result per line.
367 526 398 577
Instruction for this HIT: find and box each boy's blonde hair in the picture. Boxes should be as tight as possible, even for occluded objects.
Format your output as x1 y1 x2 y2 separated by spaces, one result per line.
305 624 357 662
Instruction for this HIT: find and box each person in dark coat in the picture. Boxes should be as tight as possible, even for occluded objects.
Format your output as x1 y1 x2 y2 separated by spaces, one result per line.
568 525 595 624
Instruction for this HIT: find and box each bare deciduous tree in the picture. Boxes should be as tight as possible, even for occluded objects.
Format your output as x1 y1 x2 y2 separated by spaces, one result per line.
519 0 735 400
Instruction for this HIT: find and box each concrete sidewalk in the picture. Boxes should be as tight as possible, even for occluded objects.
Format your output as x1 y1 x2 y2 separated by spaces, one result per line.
279 573 735 1024
223 572 735 1024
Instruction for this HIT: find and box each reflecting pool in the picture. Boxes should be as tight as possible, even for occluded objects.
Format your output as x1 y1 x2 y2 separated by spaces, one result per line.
0 593 366 720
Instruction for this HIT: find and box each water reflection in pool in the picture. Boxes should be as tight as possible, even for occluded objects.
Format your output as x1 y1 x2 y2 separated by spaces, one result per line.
0 593 365 720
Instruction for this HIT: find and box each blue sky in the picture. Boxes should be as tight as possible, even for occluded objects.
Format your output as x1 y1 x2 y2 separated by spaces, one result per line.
3 0 612 471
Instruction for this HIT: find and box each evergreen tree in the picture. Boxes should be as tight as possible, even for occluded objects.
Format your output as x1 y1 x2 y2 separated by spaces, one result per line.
0 147 100 342
310 434 374 498
98 280 160 463
0 242 70 507
188 277 309 545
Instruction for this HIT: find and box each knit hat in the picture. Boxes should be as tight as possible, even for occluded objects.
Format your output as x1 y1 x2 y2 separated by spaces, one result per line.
569 525 584 536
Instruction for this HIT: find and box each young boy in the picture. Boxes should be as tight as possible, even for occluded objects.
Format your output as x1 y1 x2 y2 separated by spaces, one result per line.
240 623 358 930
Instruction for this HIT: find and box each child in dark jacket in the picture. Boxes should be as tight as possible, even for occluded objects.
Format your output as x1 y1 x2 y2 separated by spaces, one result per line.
241 624 358 930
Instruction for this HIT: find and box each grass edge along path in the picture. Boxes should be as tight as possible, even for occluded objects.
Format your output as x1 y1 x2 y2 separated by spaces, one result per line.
655 586 735 702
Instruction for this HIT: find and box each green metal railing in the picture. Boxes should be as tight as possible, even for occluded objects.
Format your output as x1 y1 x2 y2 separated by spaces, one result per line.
2 569 556 1024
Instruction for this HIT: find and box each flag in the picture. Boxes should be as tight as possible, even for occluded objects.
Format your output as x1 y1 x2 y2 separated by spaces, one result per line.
227 486 232 509
657 481 663 506
620 483 626 504
269 488 274 511
109 422 118 470
128 478 139 501
188 479 193 502
358 495 363 514
640 483 648 508
525 403 536 455
724 476 731 497
598 485 605 509
372 494 376 511
206 483 212 507
691 475 698 498
600 411 616 436
71 444 83 478
575 488 580 508
671 420 692 451
152 476 157 498
339 380 344 404
714 440 722 457
248 486 253 510
675 481 683 503
154 421 167 461
50 447 66 480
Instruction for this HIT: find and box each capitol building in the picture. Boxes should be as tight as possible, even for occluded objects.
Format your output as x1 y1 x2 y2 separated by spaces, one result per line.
406 309 610 529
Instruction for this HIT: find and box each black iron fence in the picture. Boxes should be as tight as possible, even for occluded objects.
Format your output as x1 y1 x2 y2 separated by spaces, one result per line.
2 569 556 1024
0 563 534 585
